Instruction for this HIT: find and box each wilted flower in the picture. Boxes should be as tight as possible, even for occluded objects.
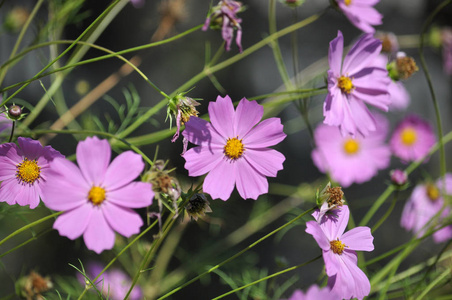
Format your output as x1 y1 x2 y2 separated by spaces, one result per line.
78 262 142 300
285 285 336 299
167 92 200 143
389 115 436 163
183 95 286 200
375 31 399 57
390 169 408 187
335 0 382 33
315 182 345 221
203 0 243 52
306 205 374 300
18 271 53 300
42 136 154 253
185 193 212 221
401 174 452 243
0 137 63 209
312 113 391 187
324 31 391 137
387 52 418 81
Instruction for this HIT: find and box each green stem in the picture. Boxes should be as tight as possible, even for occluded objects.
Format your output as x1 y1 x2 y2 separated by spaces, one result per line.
0 211 63 247
0 0 45 86
418 0 451 179
211 255 322 300
0 228 52 259
8 121 15 143
371 191 398 233
415 268 451 300
157 207 316 299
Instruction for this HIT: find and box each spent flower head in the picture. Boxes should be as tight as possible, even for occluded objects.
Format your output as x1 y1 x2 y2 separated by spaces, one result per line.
167 92 201 143
183 95 286 200
203 0 243 52
185 193 212 221
387 52 418 81
18 271 53 300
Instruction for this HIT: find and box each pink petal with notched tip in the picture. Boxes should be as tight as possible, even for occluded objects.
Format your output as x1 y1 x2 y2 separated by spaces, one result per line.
203 159 236 201
242 118 286 148
341 227 374 252
107 182 153 209
83 208 116 254
305 221 330 251
329 31 344 76
233 98 263 138
103 202 143 237
54 204 93 240
235 159 268 200
183 146 224 177
77 136 111 186
208 95 235 138
103 151 144 190
243 148 285 177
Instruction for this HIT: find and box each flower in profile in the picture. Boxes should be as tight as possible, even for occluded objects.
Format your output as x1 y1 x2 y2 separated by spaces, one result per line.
285 285 336 300
312 113 391 187
389 115 436 163
401 174 452 243
203 0 243 52
335 0 382 33
306 205 374 300
166 92 201 143
42 136 153 254
0 137 63 209
324 31 391 137
78 262 142 300
183 95 286 200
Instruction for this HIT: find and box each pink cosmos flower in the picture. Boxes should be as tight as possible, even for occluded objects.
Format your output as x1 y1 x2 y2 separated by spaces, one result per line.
336 0 382 33
312 113 390 187
0 137 63 209
324 31 391 137
182 95 286 200
78 262 142 300
401 174 452 243
389 115 436 163
388 80 410 111
203 0 243 52
306 205 374 300
42 136 153 254
285 285 337 300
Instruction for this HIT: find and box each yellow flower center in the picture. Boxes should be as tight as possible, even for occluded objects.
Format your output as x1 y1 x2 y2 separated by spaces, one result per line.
330 239 346 255
343 138 360 155
224 137 244 159
88 186 106 206
400 127 417 146
16 158 41 184
344 0 352 5
426 184 440 201
337 76 354 94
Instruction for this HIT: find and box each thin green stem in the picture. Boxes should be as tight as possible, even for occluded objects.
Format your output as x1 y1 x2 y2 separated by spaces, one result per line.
415 268 451 300
1 0 122 106
0 0 45 86
0 228 52 259
371 191 398 233
157 207 316 299
418 0 451 179
0 211 63 247
8 121 15 143
212 255 322 300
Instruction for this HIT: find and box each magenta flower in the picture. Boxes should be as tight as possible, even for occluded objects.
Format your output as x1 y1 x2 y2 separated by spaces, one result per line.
78 262 142 300
42 136 153 254
285 285 336 300
389 115 436 163
0 137 63 209
183 95 286 200
312 113 390 187
401 174 452 243
203 0 243 52
306 205 374 300
336 0 382 33
324 31 391 137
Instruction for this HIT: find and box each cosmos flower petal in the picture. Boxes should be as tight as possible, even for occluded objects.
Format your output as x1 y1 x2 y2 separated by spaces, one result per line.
0 157 18 181
342 251 371 300
388 81 410 111
203 160 236 201
18 137 44 160
341 227 374 251
329 31 344 76
323 248 342 277
182 117 224 147
323 205 350 240
77 136 111 185
305 221 331 251
54 205 92 240
14 185 39 209
235 159 268 200
107 182 153 209
343 34 382 74
103 202 143 237
338 0 382 34
208 95 235 138
0 179 21 206
244 148 285 177
323 86 344 127
183 146 224 177
242 118 286 148
84 208 116 254
104 151 145 190
234 98 263 137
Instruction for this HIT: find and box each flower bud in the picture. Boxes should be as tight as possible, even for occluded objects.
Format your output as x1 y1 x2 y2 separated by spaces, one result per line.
167 92 201 143
8 104 22 120
390 169 408 187
3 7 29 33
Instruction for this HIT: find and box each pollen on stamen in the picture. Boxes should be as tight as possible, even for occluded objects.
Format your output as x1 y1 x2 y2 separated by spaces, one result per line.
330 239 346 255
224 137 244 159
337 75 354 94
88 186 106 206
16 158 41 185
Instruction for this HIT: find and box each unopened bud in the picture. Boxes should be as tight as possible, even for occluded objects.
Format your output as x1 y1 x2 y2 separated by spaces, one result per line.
185 193 212 221
390 169 408 187
8 104 22 120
